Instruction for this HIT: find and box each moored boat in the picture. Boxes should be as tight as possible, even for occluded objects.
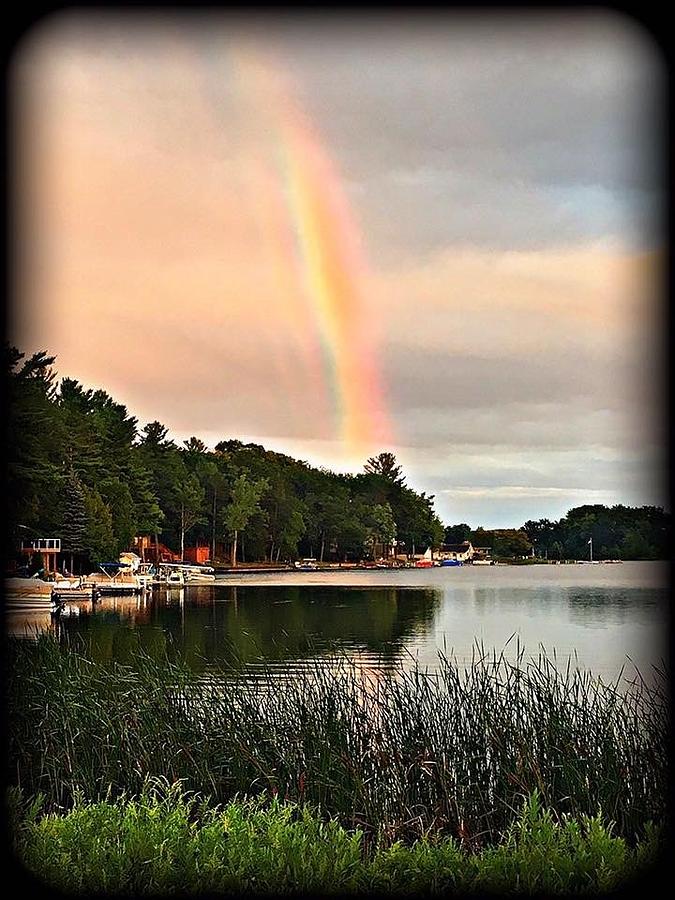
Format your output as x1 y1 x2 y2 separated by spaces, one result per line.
83 562 142 594
156 562 215 583
166 569 185 587
118 552 156 589
294 558 319 571
5 574 77 608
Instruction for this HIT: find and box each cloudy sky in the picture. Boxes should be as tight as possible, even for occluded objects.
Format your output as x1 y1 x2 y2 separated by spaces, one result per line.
11 10 666 527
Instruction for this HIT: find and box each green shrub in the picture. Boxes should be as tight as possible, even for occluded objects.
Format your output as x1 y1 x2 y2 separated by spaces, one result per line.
14 784 661 895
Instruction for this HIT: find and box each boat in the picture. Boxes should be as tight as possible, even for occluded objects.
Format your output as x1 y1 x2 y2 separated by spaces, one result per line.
156 562 215 583
4 575 63 610
51 583 99 603
294 558 319 571
440 559 463 567
472 559 493 566
119 552 156 589
5 575 59 598
182 565 216 583
165 569 185 587
414 547 436 568
5 573 82 608
83 562 142 594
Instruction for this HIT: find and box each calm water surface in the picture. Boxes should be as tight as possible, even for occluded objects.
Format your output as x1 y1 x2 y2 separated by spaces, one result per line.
8 562 668 683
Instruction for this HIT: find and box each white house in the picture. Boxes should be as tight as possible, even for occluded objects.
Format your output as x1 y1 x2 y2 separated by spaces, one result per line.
438 541 474 562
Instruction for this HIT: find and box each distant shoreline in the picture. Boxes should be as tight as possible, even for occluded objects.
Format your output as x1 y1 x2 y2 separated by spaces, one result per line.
209 559 631 576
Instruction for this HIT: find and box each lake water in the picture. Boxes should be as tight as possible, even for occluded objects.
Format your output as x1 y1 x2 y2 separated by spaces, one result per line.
7 562 668 684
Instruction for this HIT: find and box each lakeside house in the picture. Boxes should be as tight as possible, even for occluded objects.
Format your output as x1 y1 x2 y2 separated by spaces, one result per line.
437 542 493 563
18 538 61 573
133 537 212 565
438 541 475 563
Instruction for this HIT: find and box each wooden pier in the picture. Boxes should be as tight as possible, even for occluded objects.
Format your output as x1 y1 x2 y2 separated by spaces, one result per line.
51 585 100 603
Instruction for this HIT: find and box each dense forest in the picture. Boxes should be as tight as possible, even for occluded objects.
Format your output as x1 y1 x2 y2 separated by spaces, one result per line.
5 346 444 570
5 345 669 571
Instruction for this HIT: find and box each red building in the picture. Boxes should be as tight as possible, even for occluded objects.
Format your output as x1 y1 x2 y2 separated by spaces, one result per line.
184 545 210 565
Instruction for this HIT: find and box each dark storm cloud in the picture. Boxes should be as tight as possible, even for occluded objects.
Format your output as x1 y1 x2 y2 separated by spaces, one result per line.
268 12 663 259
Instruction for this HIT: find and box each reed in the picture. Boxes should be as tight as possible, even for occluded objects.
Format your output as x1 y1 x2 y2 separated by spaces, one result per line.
6 631 667 847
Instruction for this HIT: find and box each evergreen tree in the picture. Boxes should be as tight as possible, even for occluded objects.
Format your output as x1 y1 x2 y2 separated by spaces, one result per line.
364 452 405 485
83 487 117 563
61 469 87 573
99 477 136 553
128 453 165 555
5 346 65 550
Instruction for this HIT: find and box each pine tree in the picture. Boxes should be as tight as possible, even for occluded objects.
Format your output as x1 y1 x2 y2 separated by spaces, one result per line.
61 468 87 574
83 486 117 563
364 452 406 485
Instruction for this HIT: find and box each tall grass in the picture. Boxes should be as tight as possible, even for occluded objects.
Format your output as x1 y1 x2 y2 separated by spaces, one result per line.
6 631 667 847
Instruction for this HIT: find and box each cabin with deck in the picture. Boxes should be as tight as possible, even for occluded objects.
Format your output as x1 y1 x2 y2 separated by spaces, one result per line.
20 538 61 573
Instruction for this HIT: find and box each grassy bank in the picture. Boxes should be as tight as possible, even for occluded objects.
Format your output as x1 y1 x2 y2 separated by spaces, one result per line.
7 632 667 849
10 783 662 895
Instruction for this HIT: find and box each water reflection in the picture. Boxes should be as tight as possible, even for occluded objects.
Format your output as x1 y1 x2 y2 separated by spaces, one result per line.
6 563 667 683
52 585 441 674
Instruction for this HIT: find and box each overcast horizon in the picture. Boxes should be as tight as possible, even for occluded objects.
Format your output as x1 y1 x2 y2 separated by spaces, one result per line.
10 10 666 529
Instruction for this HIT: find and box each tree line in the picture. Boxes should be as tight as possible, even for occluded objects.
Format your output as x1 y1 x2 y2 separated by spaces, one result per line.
6 345 668 571
445 503 670 561
5 346 444 570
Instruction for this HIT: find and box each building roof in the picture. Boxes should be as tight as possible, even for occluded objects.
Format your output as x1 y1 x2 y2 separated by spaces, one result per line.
441 542 473 552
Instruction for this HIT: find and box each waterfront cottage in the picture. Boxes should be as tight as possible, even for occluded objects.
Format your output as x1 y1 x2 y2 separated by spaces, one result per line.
438 541 474 562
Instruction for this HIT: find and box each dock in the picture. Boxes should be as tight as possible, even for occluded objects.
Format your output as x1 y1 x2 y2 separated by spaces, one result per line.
51 585 100 603
81 581 139 595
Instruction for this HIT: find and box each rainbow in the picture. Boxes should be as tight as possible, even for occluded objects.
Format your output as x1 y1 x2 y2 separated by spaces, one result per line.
233 50 393 457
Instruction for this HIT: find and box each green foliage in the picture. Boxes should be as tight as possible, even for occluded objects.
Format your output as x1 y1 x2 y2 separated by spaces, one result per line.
364 502 397 558
127 454 164 537
172 471 207 558
82 487 117 563
443 506 671 561
98 477 136 551
29 551 44 574
13 782 661 895
5 344 450 565
5 345 65 548
444 522 472 544
303 488 351 560
223 474 268 534
60 469 87 555
522 505 670 561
